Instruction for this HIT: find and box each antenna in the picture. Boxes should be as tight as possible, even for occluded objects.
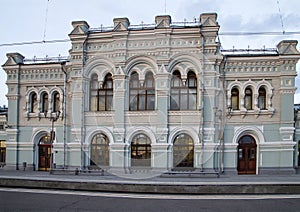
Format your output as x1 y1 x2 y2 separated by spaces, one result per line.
276 0 285 34
164 0 167 14
43 0 50 42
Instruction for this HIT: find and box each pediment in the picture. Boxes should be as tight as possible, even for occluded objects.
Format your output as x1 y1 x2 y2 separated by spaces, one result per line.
3 53 24 66
114 22 128 31
3 57 18 66
280 43 299 54
156 20 169 28
70 25 87 35
277 40 300 55
202 17 217 27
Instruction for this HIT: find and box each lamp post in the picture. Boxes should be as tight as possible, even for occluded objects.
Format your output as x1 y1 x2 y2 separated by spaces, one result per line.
44 110 60 173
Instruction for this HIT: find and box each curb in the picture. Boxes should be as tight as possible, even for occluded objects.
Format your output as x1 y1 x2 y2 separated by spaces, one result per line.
1 178 300 194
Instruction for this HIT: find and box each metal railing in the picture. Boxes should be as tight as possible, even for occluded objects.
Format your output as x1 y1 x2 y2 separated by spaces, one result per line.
221 47 278 55
23 55 70 64
89 21 200 33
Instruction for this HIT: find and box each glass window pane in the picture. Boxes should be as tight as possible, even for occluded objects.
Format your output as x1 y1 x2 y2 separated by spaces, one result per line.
180 93 188 110
130 94 137 111
42 93 48 112
138 94 145 110
188 93 196 110
32 94 38 113
245 96 252 110
54 93 60 112
232 96 239 110
99 97 105 111
147 94 155 110
90 97 98 111
258 87 266 110
171 94 179 110
231 88 239 110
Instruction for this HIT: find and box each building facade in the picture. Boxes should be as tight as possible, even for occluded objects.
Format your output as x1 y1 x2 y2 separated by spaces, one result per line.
2 13 300 175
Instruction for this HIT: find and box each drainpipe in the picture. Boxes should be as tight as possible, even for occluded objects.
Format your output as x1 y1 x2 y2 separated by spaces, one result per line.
16 63 21 170
220 56 227 174
61 62 67 169
199 27 205 171
81 32 89 171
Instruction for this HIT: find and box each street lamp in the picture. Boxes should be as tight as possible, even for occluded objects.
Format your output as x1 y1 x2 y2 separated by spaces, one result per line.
44 110 61 173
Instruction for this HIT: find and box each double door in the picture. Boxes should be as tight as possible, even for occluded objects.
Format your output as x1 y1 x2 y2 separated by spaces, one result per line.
237 135 257 175
39 144 51 171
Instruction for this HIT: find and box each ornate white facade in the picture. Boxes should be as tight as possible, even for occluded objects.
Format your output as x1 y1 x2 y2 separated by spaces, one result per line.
2 13 300 175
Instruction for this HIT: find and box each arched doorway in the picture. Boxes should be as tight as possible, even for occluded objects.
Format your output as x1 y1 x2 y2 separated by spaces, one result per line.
38 134 51 171
237 135 257 175
90 134 109 167
131 134 151 167
173 134 194 169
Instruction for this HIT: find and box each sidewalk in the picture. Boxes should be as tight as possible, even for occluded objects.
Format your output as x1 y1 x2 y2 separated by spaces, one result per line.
0 169 300 194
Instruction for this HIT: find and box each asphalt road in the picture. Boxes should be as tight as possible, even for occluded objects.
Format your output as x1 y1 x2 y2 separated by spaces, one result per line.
0 188 299 212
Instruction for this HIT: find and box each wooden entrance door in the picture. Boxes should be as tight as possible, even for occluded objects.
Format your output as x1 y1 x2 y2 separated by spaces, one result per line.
38 144 51 171
237 135 257 175
38 134 52 171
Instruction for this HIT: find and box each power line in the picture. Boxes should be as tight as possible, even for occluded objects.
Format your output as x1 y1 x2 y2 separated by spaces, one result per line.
0 31 299 48
219 31 300 36
0 39 70 47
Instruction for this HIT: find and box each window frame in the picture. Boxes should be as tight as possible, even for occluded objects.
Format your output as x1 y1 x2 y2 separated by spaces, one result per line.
131 134 151 167
52 92 60 113
99 73 113 111
170 70 197 110
30 92 38 113
90 133 110 166
258 86 267 110
244 87 253 110
129 71 155 111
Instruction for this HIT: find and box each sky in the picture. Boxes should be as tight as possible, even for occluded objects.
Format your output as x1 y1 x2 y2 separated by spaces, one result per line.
0 0 299 106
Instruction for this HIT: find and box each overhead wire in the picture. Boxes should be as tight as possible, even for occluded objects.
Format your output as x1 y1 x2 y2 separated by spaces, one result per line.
1 30 299 47
0 39 70 47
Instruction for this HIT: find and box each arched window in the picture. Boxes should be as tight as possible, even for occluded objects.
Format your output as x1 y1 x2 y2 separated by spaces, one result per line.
90 74 99 111
131 134 151 167
53 92 60 112
41 92 48 113
186 71 197 110
90 134 109 167
231 87 239 110
129 72 155 111
244 87 253 110
170 71 182 110
258 87 266 110
170 71 197 110
30 92 38 113
99 73 113 111
173 134 194 168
